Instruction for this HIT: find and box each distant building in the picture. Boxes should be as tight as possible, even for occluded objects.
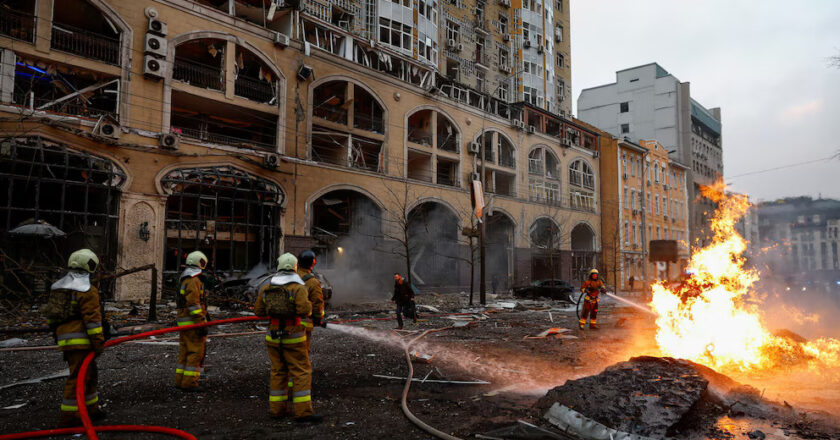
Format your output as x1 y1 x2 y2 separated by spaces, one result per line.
577 63 722 249
600 137 690 291
756 197 840 283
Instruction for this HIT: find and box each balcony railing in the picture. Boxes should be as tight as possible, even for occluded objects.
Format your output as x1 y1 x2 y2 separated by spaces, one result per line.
0 7 35 43
51 23 120 65
475 51 490 67
173 58 224 91
173 126 274 150
234 74 276 104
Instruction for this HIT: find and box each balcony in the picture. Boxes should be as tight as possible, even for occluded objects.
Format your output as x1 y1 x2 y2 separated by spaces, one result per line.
51 23 120 65
474 19 489 35
174 58 224 91
475 51 490 69
234 74 276 104
0 7 35 43
174 127 274 150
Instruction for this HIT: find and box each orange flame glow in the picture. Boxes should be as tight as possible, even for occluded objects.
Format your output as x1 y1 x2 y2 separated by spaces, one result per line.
649 181 840 373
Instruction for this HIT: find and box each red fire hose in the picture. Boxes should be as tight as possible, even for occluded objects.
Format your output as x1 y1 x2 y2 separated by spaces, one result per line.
1 312 480 439
0 316 265 440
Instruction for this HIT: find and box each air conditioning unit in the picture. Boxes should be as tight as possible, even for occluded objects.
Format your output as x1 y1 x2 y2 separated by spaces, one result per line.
560 138 571 148
456 43 464 51
447 39 457 49
498 62 510 72
143 55 166 79
593 151 600 158
537 45 544 54
97 121 120 139
144 33 167 57
148 18 167 36
512 119 525 129
499 0 510 7
523 40 532 48
663 184 669 190
159 132 180 150
527 125 535 134
263 153 280 169
470 172 481 182
274 32 290 47
503 34 510 42
468 141 481 154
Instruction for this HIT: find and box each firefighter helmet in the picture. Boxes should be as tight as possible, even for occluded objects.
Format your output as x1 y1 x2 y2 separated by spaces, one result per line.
298 250 316 270
68 249 99 273
588 269 599 275
277 253 298 271
186 251 208 269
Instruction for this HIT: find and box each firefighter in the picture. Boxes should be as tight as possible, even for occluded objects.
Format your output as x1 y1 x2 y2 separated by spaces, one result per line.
174 251 209 391
579 268 606 330
43 249 105 427
297 250 325 352
254 253 322 423
392 274 416 330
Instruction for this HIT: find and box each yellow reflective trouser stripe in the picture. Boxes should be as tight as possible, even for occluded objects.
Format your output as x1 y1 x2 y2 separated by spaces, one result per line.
265 334 280 344
60 395 98 411
182 370 201 376
292 390 311 403
58 338 91 346
269 390 288 402
177 321 195 326
86 326 103 335
281 333 306 345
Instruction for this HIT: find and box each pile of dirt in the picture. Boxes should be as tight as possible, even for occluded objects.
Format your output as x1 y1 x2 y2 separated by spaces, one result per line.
535 356 714 438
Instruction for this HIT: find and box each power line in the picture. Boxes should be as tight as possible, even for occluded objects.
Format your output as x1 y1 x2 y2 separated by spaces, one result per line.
726 150 840 180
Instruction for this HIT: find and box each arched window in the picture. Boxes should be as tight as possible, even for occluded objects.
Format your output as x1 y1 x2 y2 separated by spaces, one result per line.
528 146 561 205
406 109 460 187
51 0 121 64
569 159 595 211
170 37 283 151
311 80 386 172
475 130 516 197
161 166 284 280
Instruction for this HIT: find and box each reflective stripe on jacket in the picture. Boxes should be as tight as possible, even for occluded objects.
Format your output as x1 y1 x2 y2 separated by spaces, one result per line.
54 286 104 352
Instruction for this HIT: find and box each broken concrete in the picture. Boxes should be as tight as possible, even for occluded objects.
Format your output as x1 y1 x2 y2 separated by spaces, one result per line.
535 356 711 438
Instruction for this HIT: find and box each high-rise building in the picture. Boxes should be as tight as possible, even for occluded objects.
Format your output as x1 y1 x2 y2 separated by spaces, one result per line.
577 63 722 247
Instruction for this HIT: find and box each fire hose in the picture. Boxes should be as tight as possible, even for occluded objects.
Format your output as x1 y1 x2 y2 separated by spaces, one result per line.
1 313 478 439
400 327 463 440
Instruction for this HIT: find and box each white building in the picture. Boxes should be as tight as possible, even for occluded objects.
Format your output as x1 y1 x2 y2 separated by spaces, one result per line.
577 63 723 247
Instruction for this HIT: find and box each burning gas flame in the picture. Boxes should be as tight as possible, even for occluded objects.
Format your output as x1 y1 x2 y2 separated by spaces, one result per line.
649 181 840 373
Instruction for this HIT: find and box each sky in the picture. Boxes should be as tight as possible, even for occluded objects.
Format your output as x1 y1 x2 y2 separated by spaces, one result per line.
570 0 840 202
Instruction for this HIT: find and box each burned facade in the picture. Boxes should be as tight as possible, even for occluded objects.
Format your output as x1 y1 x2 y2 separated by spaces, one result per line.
0 0 600 301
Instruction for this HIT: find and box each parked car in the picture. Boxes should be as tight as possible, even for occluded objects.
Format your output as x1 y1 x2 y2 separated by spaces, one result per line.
511 279 574 302
221 271 334 305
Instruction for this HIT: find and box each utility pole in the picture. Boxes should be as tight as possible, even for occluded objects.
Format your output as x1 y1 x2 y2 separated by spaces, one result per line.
479 134 487 305
548 223 555 289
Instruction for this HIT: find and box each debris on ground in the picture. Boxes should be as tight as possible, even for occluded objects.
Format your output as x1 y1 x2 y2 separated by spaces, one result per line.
0 338 28 348
525 328 572 339
0 369 69 391
409 351 434 363
477 419 573 440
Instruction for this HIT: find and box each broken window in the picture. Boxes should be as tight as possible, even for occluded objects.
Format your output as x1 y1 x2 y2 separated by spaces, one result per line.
569 159 594 189
170 90 277 150
0 0 36 43
528 147 560 205
407 110 433 146
437 113 458 152
498 135 516 169
0 136 125 297
436 157 458 187
407 202 460 286
530 218 562 249
310 80 384 172
492 171 515 197
234 46 278 104
407 149 433 183
378 17 412 51
13 56 119 119
161 166 284 281
445 20 460 43
50 0 120 65
311 189 382 270
445 58 460 82
174 39 226 91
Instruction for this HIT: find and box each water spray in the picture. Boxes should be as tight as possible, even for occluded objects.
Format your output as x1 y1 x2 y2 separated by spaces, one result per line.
604 292 657 316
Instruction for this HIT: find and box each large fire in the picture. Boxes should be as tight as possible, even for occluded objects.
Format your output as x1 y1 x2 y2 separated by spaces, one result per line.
649 182 840 373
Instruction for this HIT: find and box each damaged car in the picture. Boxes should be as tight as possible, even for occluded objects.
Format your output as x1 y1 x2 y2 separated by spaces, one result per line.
511 279 574 302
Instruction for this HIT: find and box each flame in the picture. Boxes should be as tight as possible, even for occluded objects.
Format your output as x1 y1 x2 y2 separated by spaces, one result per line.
649 181 840 373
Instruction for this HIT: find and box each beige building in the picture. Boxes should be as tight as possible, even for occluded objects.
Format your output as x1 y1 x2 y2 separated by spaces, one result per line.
0 0 596 301
601 138 689 291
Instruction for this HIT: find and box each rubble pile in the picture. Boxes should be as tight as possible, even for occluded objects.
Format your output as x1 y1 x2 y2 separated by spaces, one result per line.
536 356 712 438
534 356 840 439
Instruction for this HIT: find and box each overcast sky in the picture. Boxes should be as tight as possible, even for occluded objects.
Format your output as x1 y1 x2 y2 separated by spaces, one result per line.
571 0 840 202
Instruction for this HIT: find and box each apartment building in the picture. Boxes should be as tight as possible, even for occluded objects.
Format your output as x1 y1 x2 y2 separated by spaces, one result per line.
577 63 721 249
600 138 689 290
0 0 597 301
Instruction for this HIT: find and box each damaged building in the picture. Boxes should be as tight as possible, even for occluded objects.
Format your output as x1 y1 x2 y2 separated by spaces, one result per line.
0 0 603 301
